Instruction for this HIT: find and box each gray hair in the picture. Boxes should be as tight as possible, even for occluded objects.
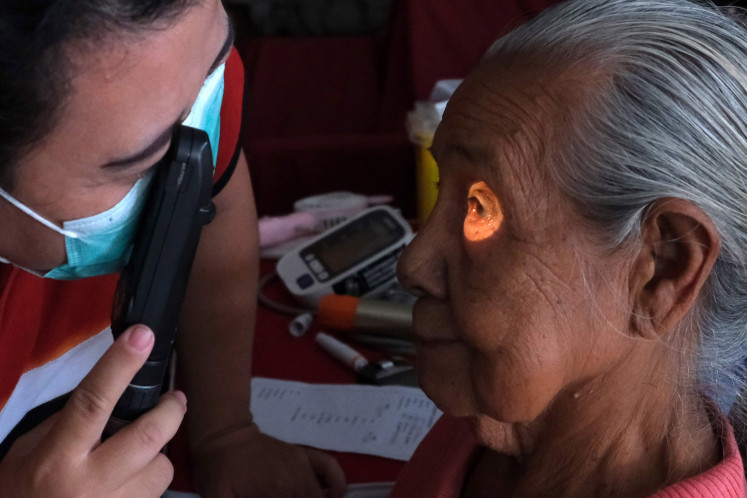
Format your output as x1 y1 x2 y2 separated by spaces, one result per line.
484 0 747 433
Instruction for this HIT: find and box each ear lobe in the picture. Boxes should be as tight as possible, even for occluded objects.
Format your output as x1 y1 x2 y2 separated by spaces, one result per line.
630 199 720 338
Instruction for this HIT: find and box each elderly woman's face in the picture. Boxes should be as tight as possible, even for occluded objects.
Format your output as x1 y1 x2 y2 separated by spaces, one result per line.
397 66 636 429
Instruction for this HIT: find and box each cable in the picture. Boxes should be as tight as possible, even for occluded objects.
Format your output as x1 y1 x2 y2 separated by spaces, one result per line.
257 271 313 316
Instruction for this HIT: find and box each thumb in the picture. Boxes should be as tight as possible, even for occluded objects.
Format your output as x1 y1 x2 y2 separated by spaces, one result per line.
45 325 154 453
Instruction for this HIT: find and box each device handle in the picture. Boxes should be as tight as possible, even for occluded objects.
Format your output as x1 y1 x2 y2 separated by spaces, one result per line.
107 127 214 430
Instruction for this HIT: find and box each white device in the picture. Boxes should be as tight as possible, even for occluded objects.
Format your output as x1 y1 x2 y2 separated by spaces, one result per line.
293 191 370 230
276 205 413 307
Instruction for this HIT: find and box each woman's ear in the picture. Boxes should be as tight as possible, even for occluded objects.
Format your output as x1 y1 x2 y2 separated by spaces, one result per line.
629 198 720 338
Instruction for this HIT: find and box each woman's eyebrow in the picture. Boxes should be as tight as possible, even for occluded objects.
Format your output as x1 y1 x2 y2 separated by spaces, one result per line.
207 17 235 78
100 118 179 169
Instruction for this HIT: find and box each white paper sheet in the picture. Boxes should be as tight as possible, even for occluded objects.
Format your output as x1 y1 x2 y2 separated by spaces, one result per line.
251 377 442 461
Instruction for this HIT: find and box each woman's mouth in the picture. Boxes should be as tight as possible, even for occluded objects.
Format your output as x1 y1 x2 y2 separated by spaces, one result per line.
414 336 460 350
410 301 460 348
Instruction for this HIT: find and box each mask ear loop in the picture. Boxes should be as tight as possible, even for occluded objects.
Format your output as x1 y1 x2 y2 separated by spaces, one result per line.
0 187 79 239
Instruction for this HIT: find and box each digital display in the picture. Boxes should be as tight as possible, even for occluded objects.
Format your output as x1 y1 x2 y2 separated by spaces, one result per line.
301 211 405 277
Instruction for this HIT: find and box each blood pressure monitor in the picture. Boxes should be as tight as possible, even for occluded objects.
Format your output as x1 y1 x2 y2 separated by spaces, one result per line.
276 205 413 307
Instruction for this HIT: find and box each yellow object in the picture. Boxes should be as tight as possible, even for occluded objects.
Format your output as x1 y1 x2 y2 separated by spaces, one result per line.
408 81 462 225
414 134 439 226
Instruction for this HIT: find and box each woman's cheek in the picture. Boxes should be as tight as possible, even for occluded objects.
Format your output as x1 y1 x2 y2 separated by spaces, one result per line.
476 346 569 423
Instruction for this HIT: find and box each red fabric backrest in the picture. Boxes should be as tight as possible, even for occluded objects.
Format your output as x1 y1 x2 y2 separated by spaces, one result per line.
404 0 566 100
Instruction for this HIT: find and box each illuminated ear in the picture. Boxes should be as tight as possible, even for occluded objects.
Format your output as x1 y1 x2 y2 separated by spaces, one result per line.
629 198 720 338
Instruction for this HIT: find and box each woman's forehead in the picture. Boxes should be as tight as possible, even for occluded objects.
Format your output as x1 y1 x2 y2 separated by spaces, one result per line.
436 71 558 177
60 2 224 153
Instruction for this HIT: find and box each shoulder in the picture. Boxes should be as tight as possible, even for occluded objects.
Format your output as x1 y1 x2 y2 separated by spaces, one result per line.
213 47 245 191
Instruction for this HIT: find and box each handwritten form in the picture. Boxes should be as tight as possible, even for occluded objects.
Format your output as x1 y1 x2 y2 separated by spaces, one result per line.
251 377 442 461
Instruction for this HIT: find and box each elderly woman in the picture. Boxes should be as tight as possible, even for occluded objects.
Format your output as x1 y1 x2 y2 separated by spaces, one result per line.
393 0 746 496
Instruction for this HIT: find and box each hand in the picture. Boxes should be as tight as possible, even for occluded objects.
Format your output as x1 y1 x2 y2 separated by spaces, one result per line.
0 325 187 497
191 422 347 498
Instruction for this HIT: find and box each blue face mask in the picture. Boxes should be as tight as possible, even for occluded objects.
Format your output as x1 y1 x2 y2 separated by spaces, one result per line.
0 173 153 279
183 63 224 169
0 63 225 279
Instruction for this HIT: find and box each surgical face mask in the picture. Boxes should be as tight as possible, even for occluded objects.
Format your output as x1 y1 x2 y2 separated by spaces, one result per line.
0 173 153 279
0 62 225 278
182 62 225 169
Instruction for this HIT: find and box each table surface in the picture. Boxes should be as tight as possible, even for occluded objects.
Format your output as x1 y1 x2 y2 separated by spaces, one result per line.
169 259 407 491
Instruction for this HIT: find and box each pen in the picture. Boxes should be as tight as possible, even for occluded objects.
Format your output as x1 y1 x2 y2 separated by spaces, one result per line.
315 332 369 372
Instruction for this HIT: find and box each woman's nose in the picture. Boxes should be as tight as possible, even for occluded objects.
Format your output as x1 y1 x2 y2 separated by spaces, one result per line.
396 214 448 300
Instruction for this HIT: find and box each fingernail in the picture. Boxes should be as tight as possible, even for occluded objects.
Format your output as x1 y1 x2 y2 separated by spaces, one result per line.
128 326 153 351
173 390 187 407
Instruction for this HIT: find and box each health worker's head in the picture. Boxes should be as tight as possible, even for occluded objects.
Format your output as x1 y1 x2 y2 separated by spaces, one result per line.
0 0 232 272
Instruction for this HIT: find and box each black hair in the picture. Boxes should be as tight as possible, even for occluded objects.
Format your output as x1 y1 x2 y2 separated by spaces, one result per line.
0 0 198 190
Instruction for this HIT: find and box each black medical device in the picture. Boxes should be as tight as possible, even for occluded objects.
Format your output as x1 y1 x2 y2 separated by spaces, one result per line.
107 125 215 431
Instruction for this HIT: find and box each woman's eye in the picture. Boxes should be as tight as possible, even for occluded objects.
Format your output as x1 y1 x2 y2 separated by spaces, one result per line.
467 196 485 219
463 182 503 242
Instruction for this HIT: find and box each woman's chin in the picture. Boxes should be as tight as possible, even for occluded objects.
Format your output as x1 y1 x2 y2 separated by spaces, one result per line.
416 367 477 417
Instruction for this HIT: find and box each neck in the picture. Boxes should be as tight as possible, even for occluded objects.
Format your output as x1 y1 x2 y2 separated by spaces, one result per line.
466 343 720 497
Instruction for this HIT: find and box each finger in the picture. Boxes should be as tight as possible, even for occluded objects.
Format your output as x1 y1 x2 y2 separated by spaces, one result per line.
93 390 186 480
305 448 347 498
49 325 154 452
119 451 175 498
4 412 60 459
